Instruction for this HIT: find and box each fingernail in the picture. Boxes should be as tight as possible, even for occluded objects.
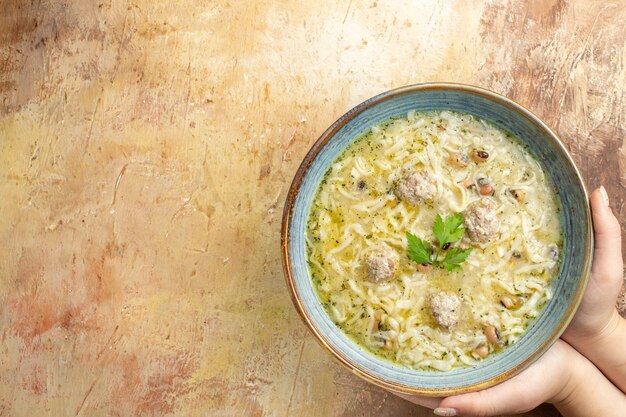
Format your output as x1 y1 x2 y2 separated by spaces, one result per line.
434 408 458 416
600 186 609 207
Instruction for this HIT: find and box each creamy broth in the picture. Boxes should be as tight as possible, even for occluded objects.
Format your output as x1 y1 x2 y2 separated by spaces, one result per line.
306 110 562 371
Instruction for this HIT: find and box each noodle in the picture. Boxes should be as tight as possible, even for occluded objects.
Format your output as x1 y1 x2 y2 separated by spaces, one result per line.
306 111 562 370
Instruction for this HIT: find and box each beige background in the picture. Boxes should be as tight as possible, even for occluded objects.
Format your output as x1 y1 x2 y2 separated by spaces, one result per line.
0 0 624 416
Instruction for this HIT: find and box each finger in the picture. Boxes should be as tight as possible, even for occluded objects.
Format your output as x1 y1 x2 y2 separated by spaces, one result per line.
590 186 623 284
435 384 536 417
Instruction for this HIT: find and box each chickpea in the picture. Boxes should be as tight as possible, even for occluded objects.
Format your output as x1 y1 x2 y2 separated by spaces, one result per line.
511 189 525 202
479 184 494 196
448 153 468 168
477 178 494 196
500 296 514 309
500 295 520 310
484 325 501 345
471 149 490 163
472 344 489 359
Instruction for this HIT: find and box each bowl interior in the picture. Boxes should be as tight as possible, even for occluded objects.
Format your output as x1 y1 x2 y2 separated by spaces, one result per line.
285 84 591 394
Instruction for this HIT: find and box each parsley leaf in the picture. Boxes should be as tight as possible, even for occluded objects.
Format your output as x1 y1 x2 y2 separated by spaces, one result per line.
433 214 445 245
406 232 433 265
406 213 472 272
441 247 473 271
433 213 466 247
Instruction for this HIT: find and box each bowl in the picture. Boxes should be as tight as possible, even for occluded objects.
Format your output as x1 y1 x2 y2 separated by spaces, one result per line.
281 83 592 396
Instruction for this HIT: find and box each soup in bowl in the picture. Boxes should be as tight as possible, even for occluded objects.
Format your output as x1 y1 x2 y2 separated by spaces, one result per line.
281 83 591 395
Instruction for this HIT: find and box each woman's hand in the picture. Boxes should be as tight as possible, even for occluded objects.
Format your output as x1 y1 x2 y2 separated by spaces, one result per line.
561 186 626 393
399 339 581 416
429 337 626 417
563 186 624 343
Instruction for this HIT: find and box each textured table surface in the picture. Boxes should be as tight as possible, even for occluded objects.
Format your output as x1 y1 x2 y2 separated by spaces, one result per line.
1 1 624 416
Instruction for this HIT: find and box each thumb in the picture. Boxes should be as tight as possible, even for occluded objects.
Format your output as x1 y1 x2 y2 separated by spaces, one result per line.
590 186 623 285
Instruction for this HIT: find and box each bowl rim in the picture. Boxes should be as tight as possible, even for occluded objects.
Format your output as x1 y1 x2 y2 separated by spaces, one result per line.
281 82 592 396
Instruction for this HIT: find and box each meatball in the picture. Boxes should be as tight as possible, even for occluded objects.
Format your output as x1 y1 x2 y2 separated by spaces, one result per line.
364 248 398 283
464 198 500 242
394 169 437 205
430 292 461 329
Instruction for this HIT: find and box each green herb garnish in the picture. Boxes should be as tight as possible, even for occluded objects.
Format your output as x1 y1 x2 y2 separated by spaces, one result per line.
407 213 473 271
440 247 473 271
433 213 465 248
406 232 433 265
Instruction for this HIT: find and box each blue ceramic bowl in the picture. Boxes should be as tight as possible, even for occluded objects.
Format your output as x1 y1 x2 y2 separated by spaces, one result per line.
281 83 592 395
